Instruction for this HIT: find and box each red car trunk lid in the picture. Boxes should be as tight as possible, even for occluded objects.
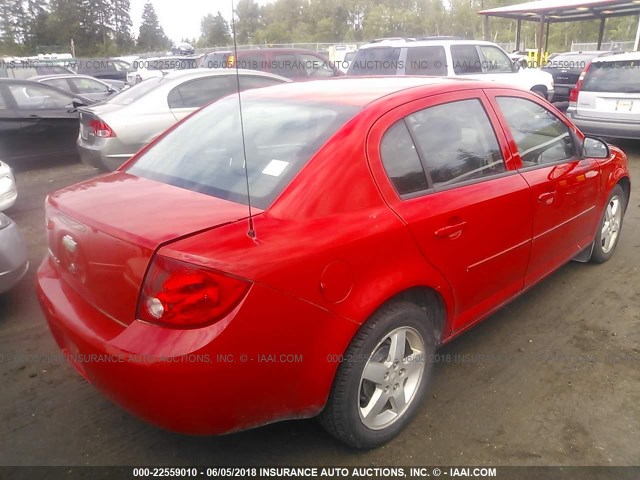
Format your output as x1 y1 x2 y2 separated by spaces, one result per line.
46 172 255 325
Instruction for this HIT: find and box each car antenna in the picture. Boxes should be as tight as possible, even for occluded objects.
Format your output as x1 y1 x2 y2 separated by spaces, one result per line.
231 0 256 239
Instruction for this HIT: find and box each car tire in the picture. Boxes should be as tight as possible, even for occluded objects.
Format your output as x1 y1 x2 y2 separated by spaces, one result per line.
590 184 626 264
318 301 437 449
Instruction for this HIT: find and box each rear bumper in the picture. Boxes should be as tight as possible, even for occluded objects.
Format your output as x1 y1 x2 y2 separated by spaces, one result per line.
566 109 640 140
0 220 28 294
36 258 358 434
77 136 134 172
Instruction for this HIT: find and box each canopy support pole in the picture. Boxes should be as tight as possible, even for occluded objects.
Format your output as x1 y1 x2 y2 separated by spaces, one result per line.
544 21 550 53
515 19 521 51
635 14 640 51
537 15 545 67
597 17 606 50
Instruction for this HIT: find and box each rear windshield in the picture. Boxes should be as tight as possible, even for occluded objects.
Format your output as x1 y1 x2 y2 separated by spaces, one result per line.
127 97 359 209
543 53 600 70
582 60 640 93
106 77 163 105
348 47 401 75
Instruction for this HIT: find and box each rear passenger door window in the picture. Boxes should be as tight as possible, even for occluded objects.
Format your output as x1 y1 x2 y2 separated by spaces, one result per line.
451 45 482 74
407 99 506 188
495 96 576 167
168 77 234 109
298 54 336 78
405 46 447 76
380 121 429 195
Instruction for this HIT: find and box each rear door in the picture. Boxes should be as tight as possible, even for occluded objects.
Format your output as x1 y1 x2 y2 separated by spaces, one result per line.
0 85 26 162
367 90 532 333
577 59 640 122
5 82 80 161
487 90 601 286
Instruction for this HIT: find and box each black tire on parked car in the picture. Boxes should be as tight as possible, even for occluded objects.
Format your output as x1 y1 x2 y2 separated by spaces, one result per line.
590 184 626 264
319 301 437 449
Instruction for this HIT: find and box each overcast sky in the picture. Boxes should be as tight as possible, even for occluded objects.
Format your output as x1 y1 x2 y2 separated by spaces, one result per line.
130 0 268 43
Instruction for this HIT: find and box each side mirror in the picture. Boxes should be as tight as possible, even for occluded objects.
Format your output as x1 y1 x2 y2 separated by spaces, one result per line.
583 136 609 159
72 98 86 108
512 60 521 72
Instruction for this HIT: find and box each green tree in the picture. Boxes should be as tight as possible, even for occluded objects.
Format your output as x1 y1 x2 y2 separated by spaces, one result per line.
199 11 231 47
234 0 262 43
137 1 170 51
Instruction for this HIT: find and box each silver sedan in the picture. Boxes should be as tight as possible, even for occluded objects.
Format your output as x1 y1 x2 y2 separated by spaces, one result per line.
77 69 290 171
0 162 28 294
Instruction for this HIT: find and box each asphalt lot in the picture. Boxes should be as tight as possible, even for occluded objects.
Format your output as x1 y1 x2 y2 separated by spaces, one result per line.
0 145 639 467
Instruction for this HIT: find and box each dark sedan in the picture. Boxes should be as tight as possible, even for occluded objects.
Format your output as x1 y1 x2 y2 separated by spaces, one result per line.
0 79 93 164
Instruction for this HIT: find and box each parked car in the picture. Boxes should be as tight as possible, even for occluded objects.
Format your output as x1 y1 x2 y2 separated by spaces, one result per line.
172 43 195 56
0 162 28 294
30 74 125 102
339 51 357 74
78 69 290 171
347 38 555 100
75 58 131 82
37 77 630 448
0 161 17 211
542 51 612 102
126 55 202 85
199 48 342 80
0 79 93 163
566 51 640 139
0 60 75 80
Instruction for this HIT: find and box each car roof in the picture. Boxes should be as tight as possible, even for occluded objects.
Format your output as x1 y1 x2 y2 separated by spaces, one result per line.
359 39 501 49
592 51 640 63
28 74 88 81
160 68 290 82
237 76 498 107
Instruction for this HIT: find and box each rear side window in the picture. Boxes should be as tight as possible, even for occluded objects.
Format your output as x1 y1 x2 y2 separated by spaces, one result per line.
106 76 162 105
271 54 306 79
496 96 576 167
298 54 336 78
348 47 401 75
381 121 429 195
582 61 640 93
127 98 359 209
451 45 482 74
405 47 447 76
407 99 505 188
43 78 71 91
167 77 234 108
71 77 109 94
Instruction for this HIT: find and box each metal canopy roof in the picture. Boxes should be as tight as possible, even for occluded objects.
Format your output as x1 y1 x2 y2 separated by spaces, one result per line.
479 0 640 23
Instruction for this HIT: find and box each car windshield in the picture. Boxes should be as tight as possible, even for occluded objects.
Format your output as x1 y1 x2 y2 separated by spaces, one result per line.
127 97 359 209
105 77 163 105
348 47 401 75
582 60 640 93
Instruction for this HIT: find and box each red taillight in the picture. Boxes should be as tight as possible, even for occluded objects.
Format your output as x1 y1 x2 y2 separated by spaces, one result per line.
137 256 251 328
89 118 116 138
569 61 592 106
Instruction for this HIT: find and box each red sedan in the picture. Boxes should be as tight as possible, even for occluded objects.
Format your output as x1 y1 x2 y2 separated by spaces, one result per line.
37 77 630 448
